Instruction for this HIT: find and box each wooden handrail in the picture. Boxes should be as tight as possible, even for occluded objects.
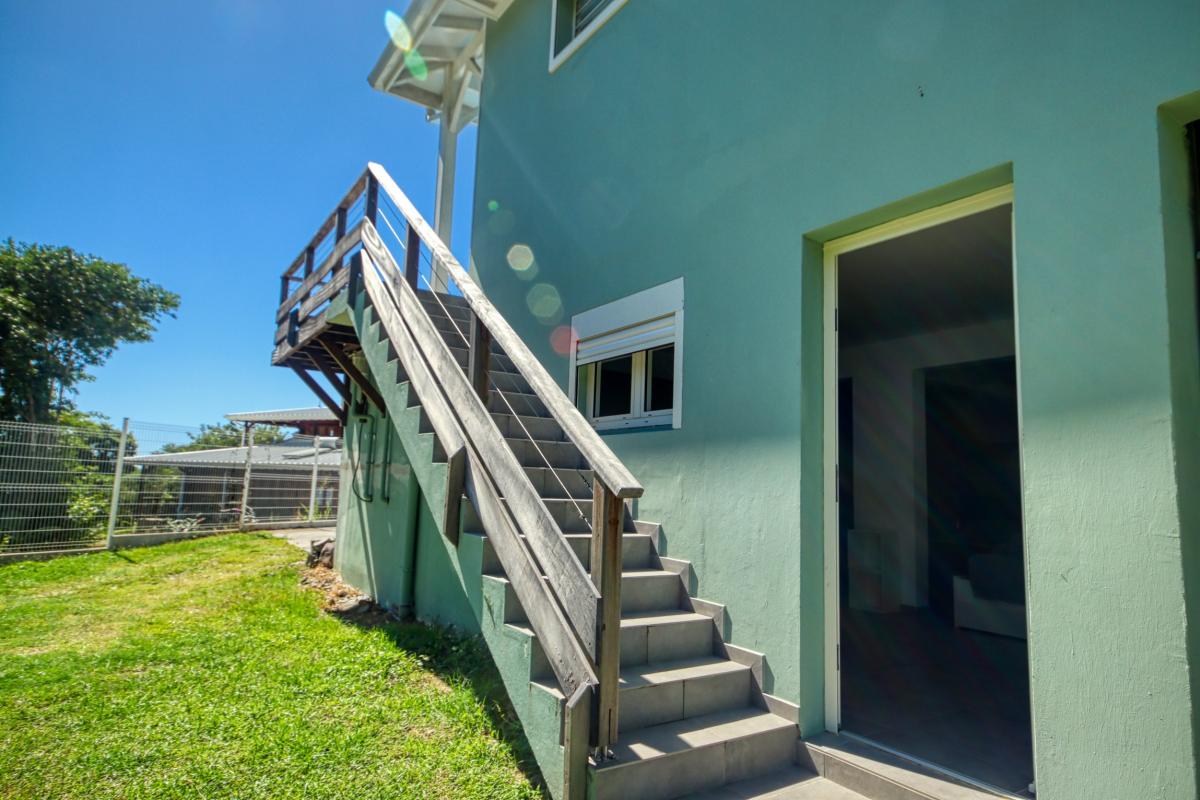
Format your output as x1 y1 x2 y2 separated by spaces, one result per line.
276 165 633 784
356 250 600 697
360 224 604 657
366 162 644 500
282 173 370 281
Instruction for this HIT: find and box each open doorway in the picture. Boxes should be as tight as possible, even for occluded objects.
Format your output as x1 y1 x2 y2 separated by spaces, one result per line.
828 195 1033 795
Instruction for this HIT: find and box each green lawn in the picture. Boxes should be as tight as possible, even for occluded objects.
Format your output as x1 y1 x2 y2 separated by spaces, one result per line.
0 534 541 800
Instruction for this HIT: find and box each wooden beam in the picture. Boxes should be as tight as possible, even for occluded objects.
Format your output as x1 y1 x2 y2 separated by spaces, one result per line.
309 349 350 403
319 337 385 414
434 13 485 30
291 367 346 424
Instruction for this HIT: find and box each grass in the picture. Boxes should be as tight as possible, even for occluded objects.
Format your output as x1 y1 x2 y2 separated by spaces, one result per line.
0 533 542 800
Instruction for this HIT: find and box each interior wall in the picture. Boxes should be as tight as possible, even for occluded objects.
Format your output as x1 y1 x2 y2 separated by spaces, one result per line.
838 319 1015 606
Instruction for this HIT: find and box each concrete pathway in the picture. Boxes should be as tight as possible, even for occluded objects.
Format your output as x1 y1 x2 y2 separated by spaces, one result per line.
271 526 335 550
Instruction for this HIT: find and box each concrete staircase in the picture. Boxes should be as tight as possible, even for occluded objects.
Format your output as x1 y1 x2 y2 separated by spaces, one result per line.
413 292 870 800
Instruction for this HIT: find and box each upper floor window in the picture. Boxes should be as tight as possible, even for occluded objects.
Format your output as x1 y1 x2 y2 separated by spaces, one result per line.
569 278 683 431
550 0 630 72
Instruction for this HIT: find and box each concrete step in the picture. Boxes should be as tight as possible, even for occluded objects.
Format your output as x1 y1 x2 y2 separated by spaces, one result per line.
484 568 681 624
620 610 715 667
520 465 593 500
462 496 635 535
480 531 653 574
488 369 534 395
417 290 471 309
503 437 585 469
803 734 1013 800
682 767 871 799
507 609 712 679
591 708 799 800
418 291 472 317
617 656 754 734
488 389 551 418
491 411 566 442
621 568 684 613
449 344 520 375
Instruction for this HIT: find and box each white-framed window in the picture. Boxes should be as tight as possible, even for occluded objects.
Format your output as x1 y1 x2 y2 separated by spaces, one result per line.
569 278 683 431
549 0 630 73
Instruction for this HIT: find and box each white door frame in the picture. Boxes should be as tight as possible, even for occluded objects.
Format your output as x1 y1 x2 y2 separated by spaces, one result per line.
821 184 1017 732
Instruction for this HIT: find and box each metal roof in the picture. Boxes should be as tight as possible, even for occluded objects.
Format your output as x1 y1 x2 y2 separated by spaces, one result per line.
224 408 338 424
368 0 513 129
126 437 342 470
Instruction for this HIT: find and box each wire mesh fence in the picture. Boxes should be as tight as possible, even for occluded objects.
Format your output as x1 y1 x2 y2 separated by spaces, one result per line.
0 418 342 558
0 420 123 554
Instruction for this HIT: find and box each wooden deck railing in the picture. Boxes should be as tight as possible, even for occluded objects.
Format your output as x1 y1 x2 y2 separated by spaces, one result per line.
274 164 643 794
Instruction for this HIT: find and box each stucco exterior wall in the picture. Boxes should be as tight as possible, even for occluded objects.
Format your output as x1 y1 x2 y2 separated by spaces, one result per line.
335 409 422 615
469 3 1200 797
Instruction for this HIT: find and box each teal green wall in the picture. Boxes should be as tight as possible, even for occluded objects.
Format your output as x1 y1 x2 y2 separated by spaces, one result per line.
413 495 482 632
470 3 1200 797
335 404 421 615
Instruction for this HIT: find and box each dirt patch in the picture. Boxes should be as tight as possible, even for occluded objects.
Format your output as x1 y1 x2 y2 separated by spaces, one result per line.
300 565 394 628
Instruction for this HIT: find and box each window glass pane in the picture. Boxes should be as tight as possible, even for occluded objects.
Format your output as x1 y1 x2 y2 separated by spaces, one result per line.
595 355 633 417
645 345 675 412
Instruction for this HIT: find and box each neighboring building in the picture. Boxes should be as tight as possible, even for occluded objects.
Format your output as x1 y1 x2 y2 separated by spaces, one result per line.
124 409 342 528
273 4 1200 799
226 406 343 438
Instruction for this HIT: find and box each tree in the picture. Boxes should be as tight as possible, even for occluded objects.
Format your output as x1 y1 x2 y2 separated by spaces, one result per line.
162 421 287 453
0 239 180 422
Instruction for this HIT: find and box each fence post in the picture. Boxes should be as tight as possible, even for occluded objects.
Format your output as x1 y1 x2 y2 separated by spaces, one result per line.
308 436 321 522
239 424 255 530
105 417 131 551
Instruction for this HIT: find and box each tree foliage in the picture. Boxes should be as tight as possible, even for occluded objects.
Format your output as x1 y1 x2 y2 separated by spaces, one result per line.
162 421 287 453
0 239 180 422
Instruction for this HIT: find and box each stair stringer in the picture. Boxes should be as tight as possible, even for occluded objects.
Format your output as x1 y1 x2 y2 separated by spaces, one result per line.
337 290 458 541
333 289 574 799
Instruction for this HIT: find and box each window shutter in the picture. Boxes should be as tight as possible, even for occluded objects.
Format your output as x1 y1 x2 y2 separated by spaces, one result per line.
576 314 675 366
574 0 616 35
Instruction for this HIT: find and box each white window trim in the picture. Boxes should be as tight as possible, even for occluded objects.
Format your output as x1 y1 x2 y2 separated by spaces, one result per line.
569 278 683 431
548 0 631 74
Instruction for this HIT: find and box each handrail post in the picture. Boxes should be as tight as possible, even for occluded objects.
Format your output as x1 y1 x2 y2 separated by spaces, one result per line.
333 206 348 275
279 275 291 304
562 683 593 800
404 223 421 291
591 480 622 752
304 245 315 278
365 174 379 224
468 314 491 402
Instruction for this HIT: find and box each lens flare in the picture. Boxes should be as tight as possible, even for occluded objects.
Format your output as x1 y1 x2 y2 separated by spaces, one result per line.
403 48 428 80
527 283 563 325
506 244 535 272
550 325 576 356
384 10 413 51
487 200 500 212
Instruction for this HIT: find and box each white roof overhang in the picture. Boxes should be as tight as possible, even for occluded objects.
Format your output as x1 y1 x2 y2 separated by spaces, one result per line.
368 0 513 132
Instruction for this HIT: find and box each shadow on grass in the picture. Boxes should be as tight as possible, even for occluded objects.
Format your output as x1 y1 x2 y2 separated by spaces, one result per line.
330 605 546 796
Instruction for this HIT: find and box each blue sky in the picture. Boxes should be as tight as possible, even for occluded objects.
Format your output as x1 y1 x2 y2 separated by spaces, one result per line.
0 0 474 426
